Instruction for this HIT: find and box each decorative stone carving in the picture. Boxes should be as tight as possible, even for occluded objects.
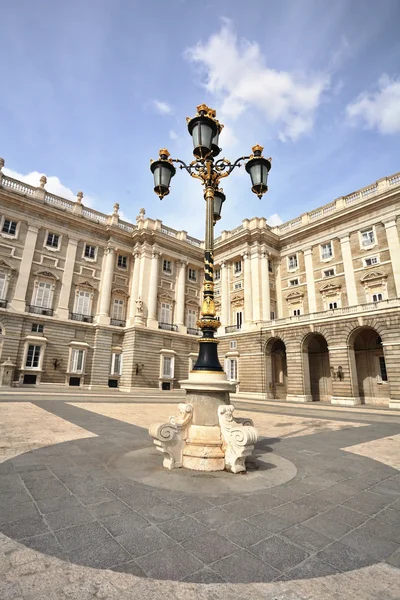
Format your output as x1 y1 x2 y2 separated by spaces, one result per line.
149 403 193 469
135 297 144 314
218 404 258 474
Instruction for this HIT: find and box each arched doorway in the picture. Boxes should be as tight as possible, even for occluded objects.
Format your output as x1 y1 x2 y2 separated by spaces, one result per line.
351 327 390 405
266 338 287 399
303 334 332 402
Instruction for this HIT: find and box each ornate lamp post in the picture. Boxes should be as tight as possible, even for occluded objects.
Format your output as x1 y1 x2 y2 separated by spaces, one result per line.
149 104 271 473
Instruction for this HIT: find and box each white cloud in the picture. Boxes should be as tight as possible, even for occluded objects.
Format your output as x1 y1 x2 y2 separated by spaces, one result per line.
3 167 94 207
185 21 329 142
267 213 283 227
169 129 179 140
346 75 400 134
153 100 173 115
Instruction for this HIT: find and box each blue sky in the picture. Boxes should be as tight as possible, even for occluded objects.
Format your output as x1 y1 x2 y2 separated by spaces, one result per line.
1 0 400 238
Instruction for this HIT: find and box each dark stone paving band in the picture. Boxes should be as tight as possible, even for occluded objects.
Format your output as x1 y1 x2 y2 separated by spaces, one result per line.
0 401 399 583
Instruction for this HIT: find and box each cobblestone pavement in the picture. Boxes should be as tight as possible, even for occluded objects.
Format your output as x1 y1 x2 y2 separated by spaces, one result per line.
1 395 400 599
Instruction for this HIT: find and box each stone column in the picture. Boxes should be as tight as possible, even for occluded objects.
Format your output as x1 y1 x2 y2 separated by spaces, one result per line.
128 249 141 326
384 339 400 409
242 251 253 328
251 245 261 323
57 237 78 320
285 346 312 402
340 235 358 306
260 248 270 321
220 261 229 329
96 245 115 325
147 248 160 329
304 248 317 313
11 225 39 313
384 219 400 297
275 260 283 318
329 345 361 406
175 260 187 333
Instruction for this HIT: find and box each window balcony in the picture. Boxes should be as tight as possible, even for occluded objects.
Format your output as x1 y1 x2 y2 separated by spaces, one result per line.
0 299 7 308
28 305 53 316
110 318 126 327
225 324 241 333
158 322 178 332
70 313 94 323
187 327 202 336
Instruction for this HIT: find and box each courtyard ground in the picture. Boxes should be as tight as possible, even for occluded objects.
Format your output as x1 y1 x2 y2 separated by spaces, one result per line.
0 392 399 599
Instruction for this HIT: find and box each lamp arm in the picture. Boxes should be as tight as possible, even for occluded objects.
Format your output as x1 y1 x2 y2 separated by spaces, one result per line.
214 155 250 177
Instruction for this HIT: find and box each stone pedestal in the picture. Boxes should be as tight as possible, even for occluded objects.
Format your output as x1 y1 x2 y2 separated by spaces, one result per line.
0 358 16 387
149 370 258 473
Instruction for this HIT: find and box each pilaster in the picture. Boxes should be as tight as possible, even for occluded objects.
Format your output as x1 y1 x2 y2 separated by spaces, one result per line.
147 248 160 329
260 248 270 321
340 235 358 306
96 244 116 325
11 225 39 313
175 260 187 333
220 260 229 328
57 237 78 320
242 250 253 328
250 244 261 323
128 248 141 326
304 247 317 313
384 219 400 297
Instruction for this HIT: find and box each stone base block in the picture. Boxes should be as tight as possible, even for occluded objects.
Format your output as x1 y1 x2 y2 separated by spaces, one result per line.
182 425 225 471
389 399 400 409
286 394 313 403
331 396 362 406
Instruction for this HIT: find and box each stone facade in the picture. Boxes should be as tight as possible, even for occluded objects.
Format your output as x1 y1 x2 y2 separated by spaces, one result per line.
0 158 399 406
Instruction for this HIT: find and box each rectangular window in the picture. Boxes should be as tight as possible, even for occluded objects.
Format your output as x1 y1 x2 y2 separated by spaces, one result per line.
187 308 197 330
112 298 125 320
0 273 6 299
293 309 301 316
230 340 237 350
361 229 375 247
111 353 122 375
234 281 243 290
117 255 127 269
324 269 335 277
321 242 333 259
163 259 172 274
84 244 96 259
227 359 237 381
163 356 172 377
188 268 197 282
26 345 41 368
378 356 388 382
2 219 17 236
234 261 242 274
270 311 275 320
236 311 243 329
34 282 52 308
372 293 383 302
288 255 298 269
268 259 273 273
31 324 44 333
329 302 338 310
364 256 379 267
214 268 221 281
289 279 299 286
75 290 91 315
70 349 84 373
160 302 172 324
46 233 59 248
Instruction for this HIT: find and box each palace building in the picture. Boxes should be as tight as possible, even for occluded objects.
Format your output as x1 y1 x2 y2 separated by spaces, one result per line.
0 157 399 408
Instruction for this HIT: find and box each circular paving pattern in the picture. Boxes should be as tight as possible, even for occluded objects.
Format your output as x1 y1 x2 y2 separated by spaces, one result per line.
1 403 399 584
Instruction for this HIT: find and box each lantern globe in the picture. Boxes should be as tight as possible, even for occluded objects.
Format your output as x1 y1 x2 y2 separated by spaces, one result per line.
150 159 176 199
187 115 218 160
213 189 225 221
245 156 271 199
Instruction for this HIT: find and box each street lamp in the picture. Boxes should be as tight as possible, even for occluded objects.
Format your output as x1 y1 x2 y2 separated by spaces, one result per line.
149 104 271 472
150 104 271 374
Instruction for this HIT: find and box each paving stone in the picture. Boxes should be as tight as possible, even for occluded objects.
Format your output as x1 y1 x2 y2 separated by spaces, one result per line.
101 510 150 535
158 515 209 542
211 549 281 583
20 532 65 556
0 475 25 494
55 521 112 551
268 501 317 525
355 517 400 544
138 501 185 523
0 490 32 508
220 499 263 519
249 535 309 572
35 494 82 514
341 490 393 515
375 508 400 527
66 538 131 569
0 580 22 600
182 531 239 564
73 487 116 506
246 511 292 534
116 526 171 557
112 560 148 576
283 556 340 580
292 494 335 514
304 514 355 539
280 524 334 552
321 505 369 527
203 495 238 507
87 499 132 519
218 519 270 548
248 491 288 511
0 501 39 524
136 543 203 581
44 506 95 531
340 528 398 560
370 477 400 497
192 506 238 528
0 516 50 540
386 549 400 569
317 541 376 571
172 496 213 514
269 486 307 501
183 567 227 583
310 482 361 504
113 489 164 511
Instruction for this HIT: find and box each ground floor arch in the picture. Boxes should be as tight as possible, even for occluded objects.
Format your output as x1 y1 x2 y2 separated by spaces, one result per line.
302 333 332 402
265 338 287 399
349 326 391 405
